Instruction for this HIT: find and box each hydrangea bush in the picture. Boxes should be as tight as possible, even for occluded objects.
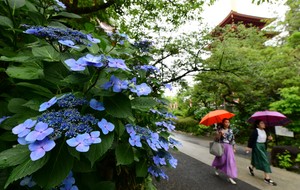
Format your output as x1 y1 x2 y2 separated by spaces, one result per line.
0 0 180 189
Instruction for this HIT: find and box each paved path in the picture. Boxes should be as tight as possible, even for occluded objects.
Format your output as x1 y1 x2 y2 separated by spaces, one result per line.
155 131 300 190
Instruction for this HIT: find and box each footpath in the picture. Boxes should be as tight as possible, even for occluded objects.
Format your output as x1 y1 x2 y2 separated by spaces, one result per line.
155 131 300 190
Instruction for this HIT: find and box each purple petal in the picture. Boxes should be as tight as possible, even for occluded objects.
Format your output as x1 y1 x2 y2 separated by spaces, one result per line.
66 138 79 147
89 99 105 111
25 131 39 142
42 139 56 151
75 144 89 152
17 137 29 145
30 148 45 161
35 122 49 131
58 40 80 49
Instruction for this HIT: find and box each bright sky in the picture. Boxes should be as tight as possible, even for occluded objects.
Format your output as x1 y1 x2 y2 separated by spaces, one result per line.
201 0 286 28
163 0 288 97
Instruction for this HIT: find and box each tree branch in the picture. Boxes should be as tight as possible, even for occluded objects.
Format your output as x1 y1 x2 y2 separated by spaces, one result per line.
63 0 116 14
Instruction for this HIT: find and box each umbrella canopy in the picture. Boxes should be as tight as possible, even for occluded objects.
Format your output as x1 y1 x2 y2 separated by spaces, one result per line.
200 110 235 126
247 110 291 127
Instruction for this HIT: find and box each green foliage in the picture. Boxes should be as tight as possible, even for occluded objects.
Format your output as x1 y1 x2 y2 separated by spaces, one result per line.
175 116 199 134
270 87 300 132
277 150 293 169
295 153 300 162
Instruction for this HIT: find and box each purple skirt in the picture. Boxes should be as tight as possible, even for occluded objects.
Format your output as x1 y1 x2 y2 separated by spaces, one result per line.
212 143 237 178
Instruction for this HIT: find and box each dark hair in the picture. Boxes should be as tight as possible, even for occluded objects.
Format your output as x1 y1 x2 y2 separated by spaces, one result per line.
253 119 263 128
218 118 230 129
222 118 229 123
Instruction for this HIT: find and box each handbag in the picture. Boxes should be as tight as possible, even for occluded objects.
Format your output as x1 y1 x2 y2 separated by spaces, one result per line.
209 141 224 157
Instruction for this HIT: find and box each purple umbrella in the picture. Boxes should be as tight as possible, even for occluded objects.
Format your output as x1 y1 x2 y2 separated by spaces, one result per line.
247 110 291 127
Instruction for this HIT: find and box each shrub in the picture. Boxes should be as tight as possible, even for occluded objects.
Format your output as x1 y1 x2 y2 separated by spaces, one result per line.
0 1 180 189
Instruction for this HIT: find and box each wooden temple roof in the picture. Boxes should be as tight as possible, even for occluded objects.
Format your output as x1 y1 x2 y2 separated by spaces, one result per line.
218 10 273 29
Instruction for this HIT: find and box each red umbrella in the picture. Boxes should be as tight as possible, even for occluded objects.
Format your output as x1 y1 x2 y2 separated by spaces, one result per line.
199 110 235 126
247 110 291 127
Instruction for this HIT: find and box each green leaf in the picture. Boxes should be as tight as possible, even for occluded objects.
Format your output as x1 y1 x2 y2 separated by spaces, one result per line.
34 143 74 188
8 0 25 9
0 16 13 28
84 133 114 167
16 82 53 98
0 131 16 142
131 97 159 111
67 146 80 160
115 143 134 166
56 12 82 19
115 120 125 138
4 154 49 189
60 74 90 86
87 43 100 54
7 98 28 113
25 1 38 12
91 181 115 190
0 56 31 62
72 159 95 173
44 61 69 86
0 145 30 169
32 46 60 62
22 99 42 111
104 94 133 118
6 65 44 80
136 159 148 177
84 23 95 33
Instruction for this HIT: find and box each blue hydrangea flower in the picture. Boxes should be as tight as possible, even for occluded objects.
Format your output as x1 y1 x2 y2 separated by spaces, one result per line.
97 119 114 135
17 137 29 145
107 58 130 71
129 135 142 147
89 99 105 111
58 40 80 49
169 137 182 148
86 131 101 144
125 125 136 136
82 54 104 67
20 176 36 188
22 25 98 47
149 109 162 115
66 133 92 152
64 58 86 71
56 94 88 108
54 0 66 9
168 155 178 168
164 112 177 119
60 171 78 190
102 75 128 92
139 65 160 73
28 137 56 161
25 122 54 142
130 83 152 96
148 166 168 179
39 97 57 112
87 34 100 43
155 121 175 131
153 155 166 166
12 119 37 137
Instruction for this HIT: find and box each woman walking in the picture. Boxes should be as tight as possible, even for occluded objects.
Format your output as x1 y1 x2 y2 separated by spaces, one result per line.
246 119 277 186
212 118 237 185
